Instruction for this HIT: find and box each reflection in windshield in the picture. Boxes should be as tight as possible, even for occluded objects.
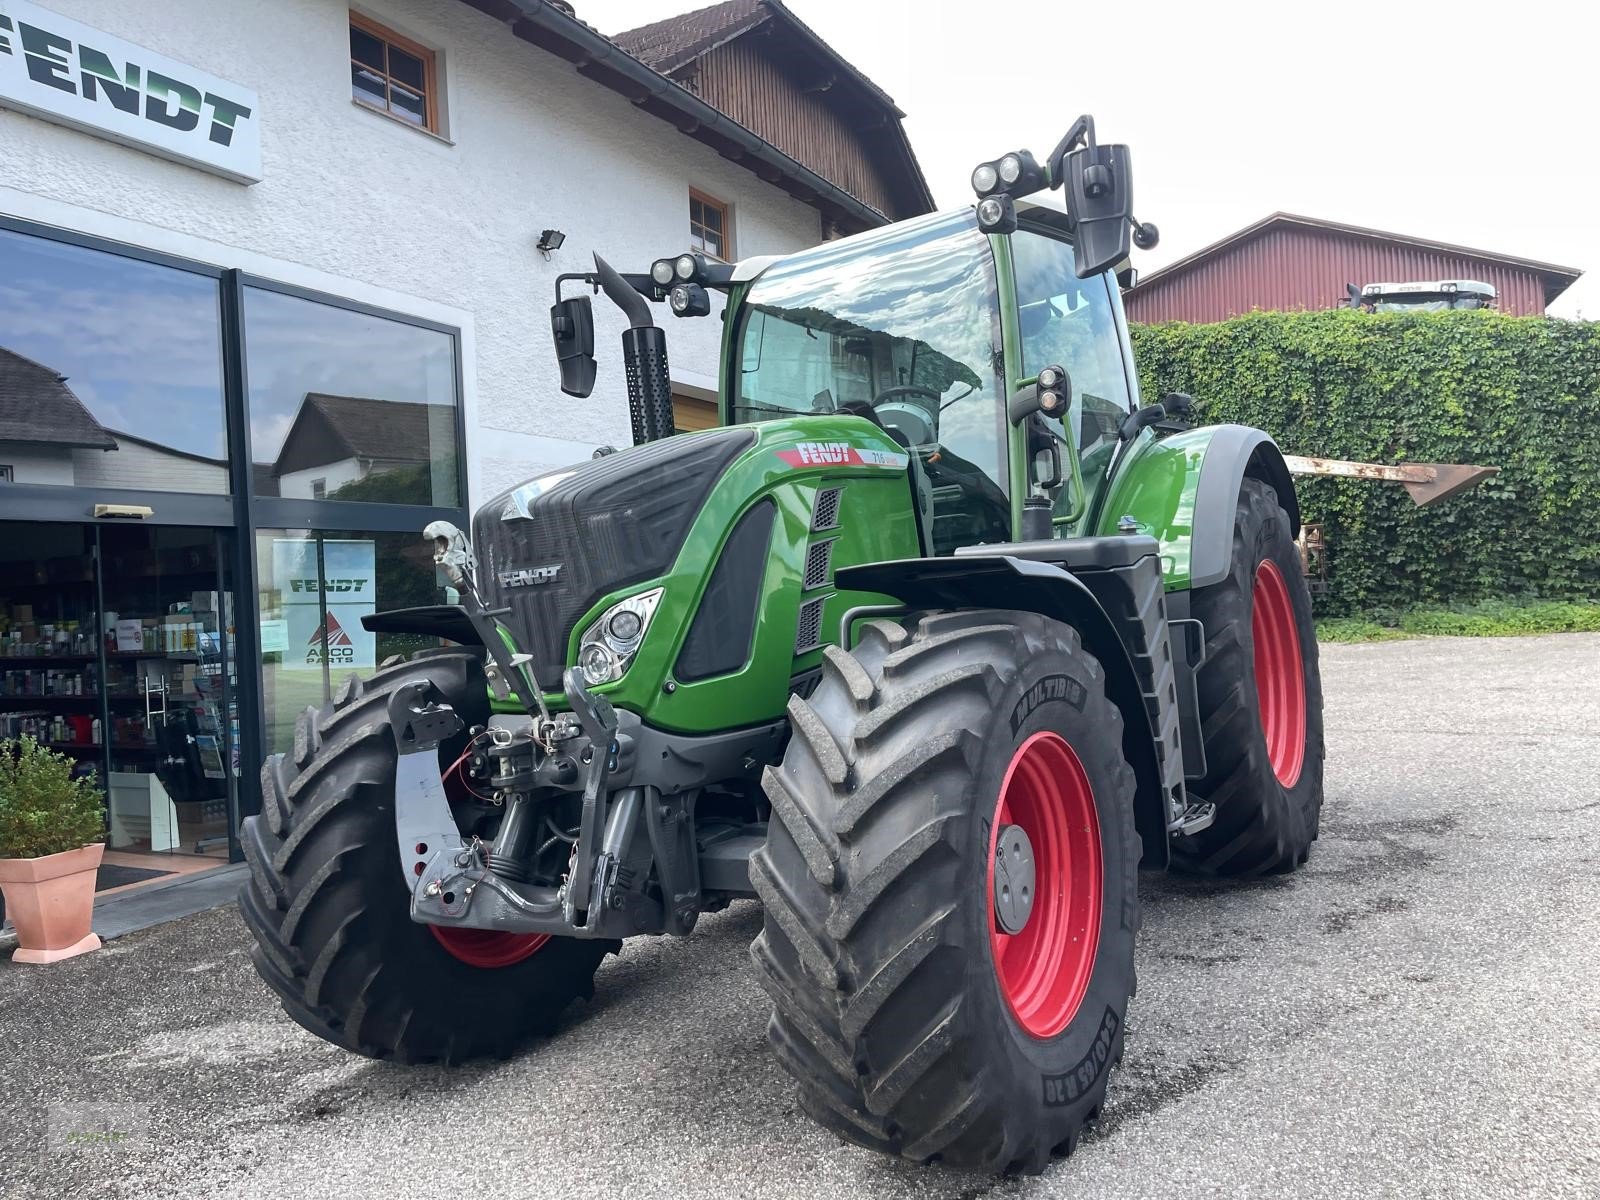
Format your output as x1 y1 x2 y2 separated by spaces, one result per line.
734 211 1008 552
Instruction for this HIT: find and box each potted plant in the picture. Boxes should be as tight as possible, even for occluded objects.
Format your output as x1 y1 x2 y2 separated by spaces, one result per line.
0 736 107 964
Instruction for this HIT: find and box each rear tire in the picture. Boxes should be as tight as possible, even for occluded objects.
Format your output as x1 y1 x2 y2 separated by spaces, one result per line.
238 648 615 1063
1174 477 1325 876
753 610 1140 1173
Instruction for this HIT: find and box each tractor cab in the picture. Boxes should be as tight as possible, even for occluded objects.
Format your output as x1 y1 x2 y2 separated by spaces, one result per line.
726 203 1145 556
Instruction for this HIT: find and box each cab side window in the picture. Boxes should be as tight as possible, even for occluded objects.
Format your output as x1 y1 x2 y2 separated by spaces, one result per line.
1011 229 1133 508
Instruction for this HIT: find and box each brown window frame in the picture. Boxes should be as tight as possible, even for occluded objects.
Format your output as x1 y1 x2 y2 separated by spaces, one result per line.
689 188 732 262
349 12 440 134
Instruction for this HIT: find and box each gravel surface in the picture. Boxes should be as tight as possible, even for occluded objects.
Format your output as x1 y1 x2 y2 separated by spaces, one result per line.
2 633 1596 1199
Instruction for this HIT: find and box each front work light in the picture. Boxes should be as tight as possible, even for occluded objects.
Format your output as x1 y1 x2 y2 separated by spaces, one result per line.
674 253 700 281
976 194 1017 235
971 162 999 196
996 149 1045 195
669 282 711 318
650 258 676 286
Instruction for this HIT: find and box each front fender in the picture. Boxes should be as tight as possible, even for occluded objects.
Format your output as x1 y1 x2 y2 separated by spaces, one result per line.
1097 424 1298 591
835 554 1171 869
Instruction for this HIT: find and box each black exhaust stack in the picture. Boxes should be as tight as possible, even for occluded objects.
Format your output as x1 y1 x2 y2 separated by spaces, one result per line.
593 254 674 445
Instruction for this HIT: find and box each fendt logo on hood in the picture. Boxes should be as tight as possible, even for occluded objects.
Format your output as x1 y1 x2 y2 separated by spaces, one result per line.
776 443 910 470
499 564 563 588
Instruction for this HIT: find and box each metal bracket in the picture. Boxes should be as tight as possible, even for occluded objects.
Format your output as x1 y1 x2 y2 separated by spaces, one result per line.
392 723 465 888
387 680 465 753
560 666 619 926
1167 800 1216 837
644 785 701 936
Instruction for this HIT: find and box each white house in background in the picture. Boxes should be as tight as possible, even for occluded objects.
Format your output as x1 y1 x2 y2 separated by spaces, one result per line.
268 393 445 501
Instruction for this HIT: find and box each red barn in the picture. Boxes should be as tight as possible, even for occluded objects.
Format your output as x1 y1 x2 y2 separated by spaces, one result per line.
1125 212 1581 323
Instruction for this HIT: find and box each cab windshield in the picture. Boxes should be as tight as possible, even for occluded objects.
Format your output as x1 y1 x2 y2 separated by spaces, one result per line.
732 211 1009 551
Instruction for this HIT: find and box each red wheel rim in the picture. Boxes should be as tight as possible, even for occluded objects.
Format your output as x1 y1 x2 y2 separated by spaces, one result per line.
988 731 1102 1039
430 925 550 968
429 747 551 969
1251 559 1307 788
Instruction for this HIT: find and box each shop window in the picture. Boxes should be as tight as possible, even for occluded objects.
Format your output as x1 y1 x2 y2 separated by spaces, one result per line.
350 13 440 132
0 228 227 494
690 190 730 261
243 286 460 506
255 528 447 756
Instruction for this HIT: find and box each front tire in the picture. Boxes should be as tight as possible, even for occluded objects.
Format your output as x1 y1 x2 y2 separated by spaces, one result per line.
1174 477 1325 876
238 648 615 1063
753 611 1140 1173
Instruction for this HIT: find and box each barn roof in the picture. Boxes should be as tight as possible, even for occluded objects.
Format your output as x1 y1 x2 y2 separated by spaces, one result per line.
1133 212 1582 307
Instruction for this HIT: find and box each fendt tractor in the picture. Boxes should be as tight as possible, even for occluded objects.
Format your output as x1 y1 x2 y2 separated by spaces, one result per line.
240 116 1324 1174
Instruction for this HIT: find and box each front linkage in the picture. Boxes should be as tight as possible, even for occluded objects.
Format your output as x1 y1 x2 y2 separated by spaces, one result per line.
390 526 774 943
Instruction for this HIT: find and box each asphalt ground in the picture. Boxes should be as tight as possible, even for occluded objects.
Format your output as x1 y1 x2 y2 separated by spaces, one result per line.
2 633 1596 1199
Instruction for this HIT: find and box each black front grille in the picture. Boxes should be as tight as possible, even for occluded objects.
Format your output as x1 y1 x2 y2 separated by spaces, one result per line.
473 428 755 689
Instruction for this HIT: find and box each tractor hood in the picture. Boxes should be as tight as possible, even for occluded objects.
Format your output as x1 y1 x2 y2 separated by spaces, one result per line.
473 427 757 691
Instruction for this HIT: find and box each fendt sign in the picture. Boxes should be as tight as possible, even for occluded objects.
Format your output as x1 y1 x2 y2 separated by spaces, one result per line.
0 1 261 183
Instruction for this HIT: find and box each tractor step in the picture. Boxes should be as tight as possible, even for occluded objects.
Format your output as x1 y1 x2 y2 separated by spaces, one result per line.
1167 800 1216 837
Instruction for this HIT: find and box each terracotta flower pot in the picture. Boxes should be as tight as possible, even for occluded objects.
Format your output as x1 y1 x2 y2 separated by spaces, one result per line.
0 842 103 964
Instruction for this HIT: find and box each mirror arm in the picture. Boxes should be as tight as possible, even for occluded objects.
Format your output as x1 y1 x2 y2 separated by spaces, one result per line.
1044 113 1097 185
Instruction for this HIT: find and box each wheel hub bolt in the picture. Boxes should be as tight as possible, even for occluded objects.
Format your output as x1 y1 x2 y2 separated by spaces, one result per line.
992 823 1036 935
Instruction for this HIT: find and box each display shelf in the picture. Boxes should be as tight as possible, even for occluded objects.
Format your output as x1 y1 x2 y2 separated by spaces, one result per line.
0 653 99 664
0 693 105 704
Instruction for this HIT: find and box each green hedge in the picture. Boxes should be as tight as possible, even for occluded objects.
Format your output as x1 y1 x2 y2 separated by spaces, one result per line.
1130 309 1600 615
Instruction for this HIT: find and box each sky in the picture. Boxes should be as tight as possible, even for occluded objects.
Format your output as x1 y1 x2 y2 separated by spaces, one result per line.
583 0 1598 317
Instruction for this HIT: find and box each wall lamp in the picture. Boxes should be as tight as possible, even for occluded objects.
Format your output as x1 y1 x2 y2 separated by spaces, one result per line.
537 228 566 260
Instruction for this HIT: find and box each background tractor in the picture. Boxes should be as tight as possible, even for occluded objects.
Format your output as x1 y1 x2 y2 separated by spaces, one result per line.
239 115 1323 1174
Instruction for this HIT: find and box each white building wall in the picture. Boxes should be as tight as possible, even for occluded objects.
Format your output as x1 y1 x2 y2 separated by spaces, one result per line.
277 458 364 501
0 0 825 510
70 438 230 494
0 442 75 486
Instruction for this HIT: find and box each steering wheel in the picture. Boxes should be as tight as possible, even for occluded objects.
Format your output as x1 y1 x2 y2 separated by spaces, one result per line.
870 385 943 447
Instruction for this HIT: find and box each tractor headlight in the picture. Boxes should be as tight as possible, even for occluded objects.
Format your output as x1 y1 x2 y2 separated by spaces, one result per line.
976 194 1017 234
971 162 999 196
578 642 617 687
674 254 698 281
998 153 1022 185
650 258 676 286
576 586 664 685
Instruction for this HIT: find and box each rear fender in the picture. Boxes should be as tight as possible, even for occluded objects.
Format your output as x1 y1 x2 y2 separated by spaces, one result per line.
1099 424 1299 590
836 555 1170 869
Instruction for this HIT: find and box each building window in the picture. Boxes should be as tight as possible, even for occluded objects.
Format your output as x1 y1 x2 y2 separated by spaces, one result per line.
0 227 227 494
350 13 438 131
244 286 461 507
690 189 730 261
0 466 12 482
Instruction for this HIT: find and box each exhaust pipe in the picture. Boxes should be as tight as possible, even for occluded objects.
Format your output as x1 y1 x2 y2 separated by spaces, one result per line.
593 254 674 445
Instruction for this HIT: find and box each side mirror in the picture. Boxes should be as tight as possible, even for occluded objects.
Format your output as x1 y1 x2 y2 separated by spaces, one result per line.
1063 143 1134 279
550 296 597 398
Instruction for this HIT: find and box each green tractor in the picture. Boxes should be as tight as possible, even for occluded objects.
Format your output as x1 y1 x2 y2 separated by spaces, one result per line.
240 116 1322 1174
